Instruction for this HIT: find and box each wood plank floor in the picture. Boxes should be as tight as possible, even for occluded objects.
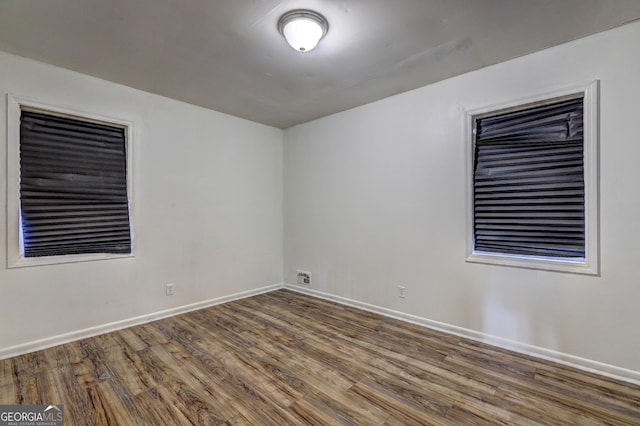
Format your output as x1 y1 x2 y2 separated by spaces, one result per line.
1 289 639 425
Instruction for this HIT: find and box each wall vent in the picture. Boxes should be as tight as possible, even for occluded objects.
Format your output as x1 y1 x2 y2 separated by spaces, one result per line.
296 270 312 286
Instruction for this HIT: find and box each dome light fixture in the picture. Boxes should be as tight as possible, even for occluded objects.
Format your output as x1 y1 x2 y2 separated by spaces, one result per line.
278 9 328 53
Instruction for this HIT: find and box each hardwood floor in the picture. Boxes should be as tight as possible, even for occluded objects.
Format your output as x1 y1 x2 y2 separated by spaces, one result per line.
1 289 639 425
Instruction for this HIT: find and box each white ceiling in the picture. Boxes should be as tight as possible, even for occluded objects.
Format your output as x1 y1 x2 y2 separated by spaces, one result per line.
1 1 639 129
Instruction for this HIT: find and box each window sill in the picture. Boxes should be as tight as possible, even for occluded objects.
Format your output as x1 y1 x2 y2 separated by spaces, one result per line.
8 252 135 269
466 251 598 276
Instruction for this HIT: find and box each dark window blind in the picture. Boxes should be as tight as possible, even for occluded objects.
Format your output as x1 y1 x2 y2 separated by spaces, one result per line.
473 97 584 258
19 111 132 257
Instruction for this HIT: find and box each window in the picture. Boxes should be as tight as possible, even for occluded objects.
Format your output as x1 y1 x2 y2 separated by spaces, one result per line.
7 95 134 267
465 82 598 274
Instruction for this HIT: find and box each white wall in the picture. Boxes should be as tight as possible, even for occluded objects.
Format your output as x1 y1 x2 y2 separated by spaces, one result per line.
0 52 283 353
284 21 640 374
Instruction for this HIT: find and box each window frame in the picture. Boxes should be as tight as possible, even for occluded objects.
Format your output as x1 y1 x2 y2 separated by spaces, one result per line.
465 81 599 275
6 94 135 268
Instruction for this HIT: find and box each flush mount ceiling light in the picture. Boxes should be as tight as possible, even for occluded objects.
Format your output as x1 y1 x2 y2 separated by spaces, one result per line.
278 9 328 53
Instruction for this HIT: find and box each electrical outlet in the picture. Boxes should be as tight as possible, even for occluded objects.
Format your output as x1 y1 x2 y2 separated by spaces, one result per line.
398 285 406 298
296 270 312 286
166 283 174 296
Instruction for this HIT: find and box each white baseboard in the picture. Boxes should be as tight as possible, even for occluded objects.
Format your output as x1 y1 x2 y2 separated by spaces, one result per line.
5 281 639 386
284 283 640 386
0 283 284 361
